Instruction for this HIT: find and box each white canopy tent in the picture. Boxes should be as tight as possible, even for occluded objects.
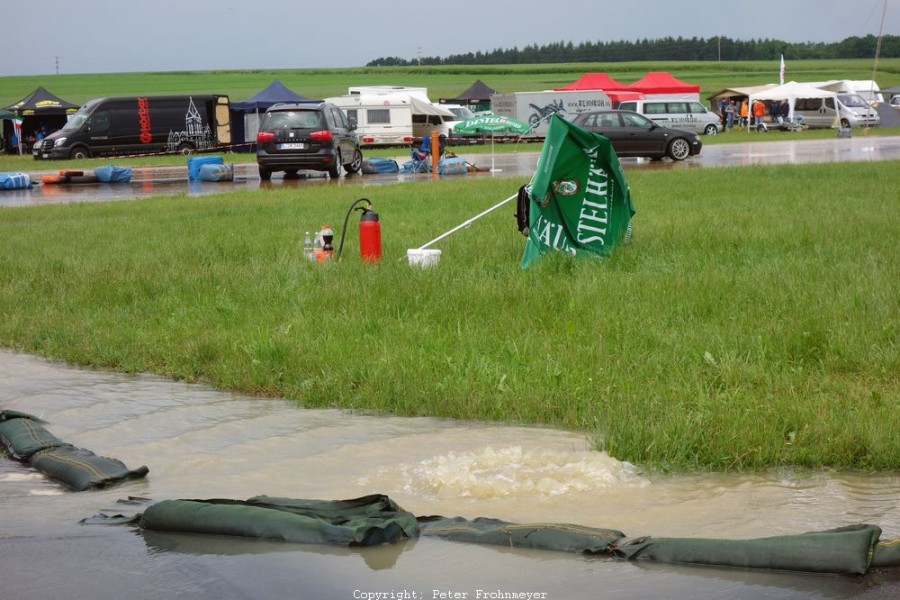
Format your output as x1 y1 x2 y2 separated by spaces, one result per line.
746 81 837 130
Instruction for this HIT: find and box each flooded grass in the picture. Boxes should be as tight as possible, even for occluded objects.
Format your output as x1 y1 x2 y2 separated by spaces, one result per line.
0 163 897 471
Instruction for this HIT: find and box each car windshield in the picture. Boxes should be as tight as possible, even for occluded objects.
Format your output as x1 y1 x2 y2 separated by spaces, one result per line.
60 110 90 132
265 111 323 129
448 107 475 119
837 94 869 108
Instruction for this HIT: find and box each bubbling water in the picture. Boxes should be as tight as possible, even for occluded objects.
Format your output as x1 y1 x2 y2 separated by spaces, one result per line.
391 445 648 500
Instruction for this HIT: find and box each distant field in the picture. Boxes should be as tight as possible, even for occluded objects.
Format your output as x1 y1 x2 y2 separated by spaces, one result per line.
2 59 899 108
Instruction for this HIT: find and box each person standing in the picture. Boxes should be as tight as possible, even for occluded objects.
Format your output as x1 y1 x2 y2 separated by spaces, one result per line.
740 99 749 127
725 100 736 131
752 100 766 126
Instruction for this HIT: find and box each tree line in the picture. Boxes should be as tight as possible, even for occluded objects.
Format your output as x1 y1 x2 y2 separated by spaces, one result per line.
367 35 900 66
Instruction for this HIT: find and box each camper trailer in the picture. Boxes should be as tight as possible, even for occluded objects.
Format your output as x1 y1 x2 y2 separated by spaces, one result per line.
325 92 456 146
32 95 231 160
810 80 885 105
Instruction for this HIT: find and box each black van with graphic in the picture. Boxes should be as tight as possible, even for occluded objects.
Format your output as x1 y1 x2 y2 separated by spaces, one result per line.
32 95 232 160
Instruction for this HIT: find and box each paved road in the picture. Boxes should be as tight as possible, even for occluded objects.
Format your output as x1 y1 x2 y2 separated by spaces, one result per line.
3 135 899 207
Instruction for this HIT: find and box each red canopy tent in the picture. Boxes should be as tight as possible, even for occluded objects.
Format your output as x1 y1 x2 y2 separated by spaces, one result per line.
555 72 644 107
555 73 628 91
626 72 700 99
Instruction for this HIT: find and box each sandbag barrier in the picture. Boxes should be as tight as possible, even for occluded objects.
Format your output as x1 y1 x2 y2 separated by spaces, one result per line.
0 410 148 491
5 409 894 574
78 492 900 575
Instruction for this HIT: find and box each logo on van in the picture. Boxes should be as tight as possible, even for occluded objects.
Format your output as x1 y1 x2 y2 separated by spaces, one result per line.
138 97 153 144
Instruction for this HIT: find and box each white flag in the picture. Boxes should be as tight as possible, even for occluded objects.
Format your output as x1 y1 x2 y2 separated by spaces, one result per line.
779 54 785 85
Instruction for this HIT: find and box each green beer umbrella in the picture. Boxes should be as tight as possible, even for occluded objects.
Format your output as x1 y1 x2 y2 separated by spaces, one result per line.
521 114 635 268
453 113 529 172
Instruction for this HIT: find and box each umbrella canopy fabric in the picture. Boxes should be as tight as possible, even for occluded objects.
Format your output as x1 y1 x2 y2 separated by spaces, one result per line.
453 113 529 135
453 113 529 173
0 109 17 120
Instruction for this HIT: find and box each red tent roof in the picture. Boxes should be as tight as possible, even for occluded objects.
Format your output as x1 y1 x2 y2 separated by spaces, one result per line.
555 73 628 91
626 72 700 94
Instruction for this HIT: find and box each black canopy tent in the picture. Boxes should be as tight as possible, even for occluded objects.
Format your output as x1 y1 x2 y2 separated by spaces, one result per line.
3 87 80 153
440 79 497 112
230 80 318 150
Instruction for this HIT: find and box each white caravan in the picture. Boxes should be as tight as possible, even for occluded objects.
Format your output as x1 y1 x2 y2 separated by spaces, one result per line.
326 91 456 146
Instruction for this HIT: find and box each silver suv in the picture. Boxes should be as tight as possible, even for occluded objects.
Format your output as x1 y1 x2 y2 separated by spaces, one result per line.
256 102 362 180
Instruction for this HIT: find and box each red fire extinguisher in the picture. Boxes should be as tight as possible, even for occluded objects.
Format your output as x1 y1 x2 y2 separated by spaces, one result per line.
337 198 382 263
358 205 381 262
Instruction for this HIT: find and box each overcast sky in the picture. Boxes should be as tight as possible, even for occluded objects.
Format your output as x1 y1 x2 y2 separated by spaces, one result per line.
1 0 896 76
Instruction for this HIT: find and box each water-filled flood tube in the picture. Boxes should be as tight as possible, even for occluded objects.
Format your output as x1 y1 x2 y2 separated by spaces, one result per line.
83 493 900 576
0 410 149 491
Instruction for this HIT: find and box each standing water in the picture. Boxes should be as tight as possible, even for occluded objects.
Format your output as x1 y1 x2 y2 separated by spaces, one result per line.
1 350 897 599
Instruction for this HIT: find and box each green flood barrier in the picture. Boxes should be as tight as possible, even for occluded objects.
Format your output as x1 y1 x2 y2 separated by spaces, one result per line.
83 494 900 576
0 410 149 491
6 409 896 575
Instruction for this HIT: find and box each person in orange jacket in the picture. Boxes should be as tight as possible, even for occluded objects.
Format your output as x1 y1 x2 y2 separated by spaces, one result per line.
752 100 767 126
740 100 749 126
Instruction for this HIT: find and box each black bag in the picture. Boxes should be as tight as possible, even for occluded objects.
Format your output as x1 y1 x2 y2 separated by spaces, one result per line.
515 184 530 236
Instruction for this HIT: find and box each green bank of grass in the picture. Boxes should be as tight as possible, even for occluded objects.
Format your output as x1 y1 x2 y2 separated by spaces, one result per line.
0 163 897 471
2 59 899 107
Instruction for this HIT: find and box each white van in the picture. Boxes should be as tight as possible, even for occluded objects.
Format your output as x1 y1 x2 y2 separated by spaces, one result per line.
793 94 880 129
616 100 723 135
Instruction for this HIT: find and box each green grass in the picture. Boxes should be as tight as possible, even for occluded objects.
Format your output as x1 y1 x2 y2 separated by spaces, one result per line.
0 163 897 471
3 58 899 109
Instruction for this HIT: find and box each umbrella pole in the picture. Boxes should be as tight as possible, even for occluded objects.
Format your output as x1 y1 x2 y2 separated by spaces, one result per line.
490 132 502 173
415 193 518 250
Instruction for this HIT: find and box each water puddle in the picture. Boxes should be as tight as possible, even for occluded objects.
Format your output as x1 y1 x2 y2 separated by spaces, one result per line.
1 350 897 599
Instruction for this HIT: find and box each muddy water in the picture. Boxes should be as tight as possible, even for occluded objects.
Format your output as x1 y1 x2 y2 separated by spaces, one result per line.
4 136 900 207
1 351 898 599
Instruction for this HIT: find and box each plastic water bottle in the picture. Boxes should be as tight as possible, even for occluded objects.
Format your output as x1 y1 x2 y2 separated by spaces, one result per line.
303 231 314 262
314 227 325 262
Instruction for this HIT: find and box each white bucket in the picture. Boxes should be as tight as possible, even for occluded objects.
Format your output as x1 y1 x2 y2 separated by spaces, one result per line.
407 248 441 268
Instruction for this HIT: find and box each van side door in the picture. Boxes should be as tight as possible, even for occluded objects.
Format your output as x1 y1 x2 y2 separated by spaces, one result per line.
86 109 112 153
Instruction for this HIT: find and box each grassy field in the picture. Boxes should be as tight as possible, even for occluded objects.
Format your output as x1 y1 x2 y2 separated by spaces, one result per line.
2 59 899 109
0 162 897 472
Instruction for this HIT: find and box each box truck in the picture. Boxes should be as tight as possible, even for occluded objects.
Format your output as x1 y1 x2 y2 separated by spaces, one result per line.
490 90 612 138
32 95 231 160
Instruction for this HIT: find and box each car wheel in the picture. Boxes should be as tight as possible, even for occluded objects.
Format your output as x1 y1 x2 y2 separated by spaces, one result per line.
704 124 719 136
176 143 195 156
69 146 90 160
344 148 363 174
840 118 851 129
667 138 691 161
259 166 272 181
328 151 341 178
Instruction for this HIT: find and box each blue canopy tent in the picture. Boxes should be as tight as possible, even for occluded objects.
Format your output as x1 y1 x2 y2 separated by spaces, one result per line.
230 80 318 151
